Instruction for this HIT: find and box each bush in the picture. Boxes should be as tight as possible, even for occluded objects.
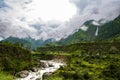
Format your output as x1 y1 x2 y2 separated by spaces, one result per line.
102 62 120 79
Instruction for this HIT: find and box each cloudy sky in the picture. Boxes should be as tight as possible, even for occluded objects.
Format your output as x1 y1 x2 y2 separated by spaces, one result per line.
0 0 120 40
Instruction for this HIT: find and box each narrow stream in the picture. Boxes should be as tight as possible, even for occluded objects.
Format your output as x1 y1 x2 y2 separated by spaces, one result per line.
17 60 65 80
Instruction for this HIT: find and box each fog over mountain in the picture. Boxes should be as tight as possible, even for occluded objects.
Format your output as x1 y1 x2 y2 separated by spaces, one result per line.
0 0 120 40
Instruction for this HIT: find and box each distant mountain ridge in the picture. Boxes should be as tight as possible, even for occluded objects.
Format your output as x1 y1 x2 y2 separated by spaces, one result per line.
1 36 55 50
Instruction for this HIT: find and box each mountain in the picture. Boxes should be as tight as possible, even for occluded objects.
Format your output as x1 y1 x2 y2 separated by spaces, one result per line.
96 15 120 40
58 20 97 45
1 15 120 47
59 15 120 45
1 36 55 50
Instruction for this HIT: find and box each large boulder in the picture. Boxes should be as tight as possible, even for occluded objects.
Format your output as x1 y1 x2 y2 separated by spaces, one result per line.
16 70 29 78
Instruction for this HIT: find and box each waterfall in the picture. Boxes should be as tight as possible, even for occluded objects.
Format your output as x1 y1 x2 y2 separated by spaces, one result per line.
95 26 99 36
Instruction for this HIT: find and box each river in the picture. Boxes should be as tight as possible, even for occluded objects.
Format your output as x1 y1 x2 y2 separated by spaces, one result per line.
17 60 65 80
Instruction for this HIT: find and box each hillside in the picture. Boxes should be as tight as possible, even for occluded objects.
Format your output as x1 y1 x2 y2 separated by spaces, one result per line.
59 15 120 45
97 15 120 40
0 42 33 73
110 34 120 42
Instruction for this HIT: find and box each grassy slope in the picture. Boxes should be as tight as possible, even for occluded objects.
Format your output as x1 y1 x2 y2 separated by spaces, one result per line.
0 72 14 80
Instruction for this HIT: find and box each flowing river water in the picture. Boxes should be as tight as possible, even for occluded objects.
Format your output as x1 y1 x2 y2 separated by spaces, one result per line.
17 60 65 80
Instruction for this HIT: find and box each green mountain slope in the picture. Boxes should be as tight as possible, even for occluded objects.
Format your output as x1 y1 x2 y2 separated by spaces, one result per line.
96 15 120 40
59 15 120 45
0 43 33 73
1 37 55 50
59 20 97 45
1 36 31 48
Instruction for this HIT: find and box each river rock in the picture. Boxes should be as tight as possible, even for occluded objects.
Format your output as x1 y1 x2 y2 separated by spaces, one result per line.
31 67 39 72
16 70 29 78
40 62 49 68
48 63 54 67
36 78 41 80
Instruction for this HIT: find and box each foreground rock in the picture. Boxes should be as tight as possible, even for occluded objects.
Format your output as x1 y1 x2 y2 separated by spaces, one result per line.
16 70 29 78
40 61 54 68
40 61 49 68
31 67 39 72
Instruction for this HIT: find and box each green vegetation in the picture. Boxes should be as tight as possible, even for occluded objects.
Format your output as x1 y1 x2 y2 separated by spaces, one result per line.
59 15 120 45
58 20 97 45
0 42 34 75
0 71 14 80
1 37 32 49
37 42 120 80
97 15 120 40
0 41 120 80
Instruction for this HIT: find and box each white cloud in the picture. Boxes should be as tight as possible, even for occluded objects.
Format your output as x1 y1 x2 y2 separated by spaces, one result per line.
25 0 77 22
0 0 120 40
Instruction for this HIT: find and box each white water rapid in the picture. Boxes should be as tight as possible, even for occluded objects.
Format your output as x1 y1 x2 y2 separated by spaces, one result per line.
17 60 65 80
